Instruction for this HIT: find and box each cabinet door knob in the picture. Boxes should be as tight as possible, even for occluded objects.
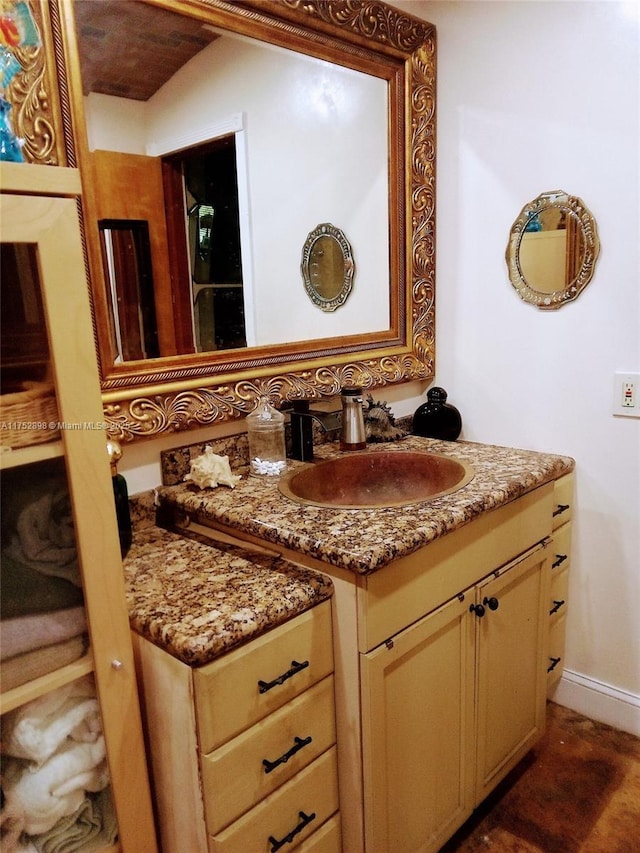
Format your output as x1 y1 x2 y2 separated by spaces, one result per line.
483 596 500 611
111 659 123 671
469 603 486 618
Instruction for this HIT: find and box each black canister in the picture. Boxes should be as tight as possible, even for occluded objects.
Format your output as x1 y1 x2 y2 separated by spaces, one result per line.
107 439 133 557
413 387 462 441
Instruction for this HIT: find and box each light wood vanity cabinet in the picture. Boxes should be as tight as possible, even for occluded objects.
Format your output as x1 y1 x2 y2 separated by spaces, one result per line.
188 473 571 852
133 599 341 853
246 480 556 853
547 472 573 693
358 490 553 853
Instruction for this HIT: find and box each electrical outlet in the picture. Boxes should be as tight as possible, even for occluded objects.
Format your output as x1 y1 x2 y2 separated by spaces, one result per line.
613 372 640 418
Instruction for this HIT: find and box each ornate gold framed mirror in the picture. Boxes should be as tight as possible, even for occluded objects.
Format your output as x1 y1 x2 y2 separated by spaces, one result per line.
506 190 600 310
17 0 436 440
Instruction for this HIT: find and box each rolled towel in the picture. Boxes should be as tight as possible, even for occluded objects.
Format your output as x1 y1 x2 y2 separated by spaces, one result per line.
4 491 79 587
2 738 109 836
2 676 100 766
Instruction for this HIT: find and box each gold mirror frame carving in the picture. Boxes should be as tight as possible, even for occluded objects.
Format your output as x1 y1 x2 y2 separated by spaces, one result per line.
506 190 600 310
50 0 436 441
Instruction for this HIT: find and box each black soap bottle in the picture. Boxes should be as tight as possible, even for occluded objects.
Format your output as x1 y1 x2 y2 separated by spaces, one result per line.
413 387 462 441
107 439 132 557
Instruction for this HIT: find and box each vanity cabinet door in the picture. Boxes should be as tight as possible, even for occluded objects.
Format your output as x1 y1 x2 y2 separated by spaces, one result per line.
474 543 551 802
360 594 475 853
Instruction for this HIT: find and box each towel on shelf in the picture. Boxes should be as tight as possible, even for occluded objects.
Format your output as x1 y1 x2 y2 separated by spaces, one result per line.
0 781 26 852
1 737 109 836
0 608 87 662
1 552 84 621
4 490 80 587
0 636 87 693
32 789 117 853
2 677 100 766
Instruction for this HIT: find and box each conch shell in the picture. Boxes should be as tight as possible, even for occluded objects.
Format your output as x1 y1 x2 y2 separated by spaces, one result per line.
184 446 242 489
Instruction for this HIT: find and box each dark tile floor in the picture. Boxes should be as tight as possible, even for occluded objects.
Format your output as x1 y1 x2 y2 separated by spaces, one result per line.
441 702 640 852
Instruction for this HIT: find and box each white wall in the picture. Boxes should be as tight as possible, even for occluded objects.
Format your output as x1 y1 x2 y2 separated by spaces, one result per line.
121 0 639 734
391 0 639 734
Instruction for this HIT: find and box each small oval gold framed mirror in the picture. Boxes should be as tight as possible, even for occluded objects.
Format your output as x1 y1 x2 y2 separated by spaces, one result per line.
301 223 355 312
506 190 600 309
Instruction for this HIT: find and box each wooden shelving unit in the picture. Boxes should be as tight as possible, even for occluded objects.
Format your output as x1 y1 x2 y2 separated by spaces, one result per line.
1 163 157 853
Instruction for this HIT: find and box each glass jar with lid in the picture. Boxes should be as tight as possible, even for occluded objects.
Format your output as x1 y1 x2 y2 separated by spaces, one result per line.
246 397 287 475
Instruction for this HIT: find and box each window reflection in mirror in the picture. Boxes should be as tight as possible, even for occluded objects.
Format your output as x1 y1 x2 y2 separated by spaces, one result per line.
168 135 247 351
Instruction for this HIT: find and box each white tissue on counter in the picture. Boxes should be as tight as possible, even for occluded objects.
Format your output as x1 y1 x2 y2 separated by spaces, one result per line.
184 446 242 490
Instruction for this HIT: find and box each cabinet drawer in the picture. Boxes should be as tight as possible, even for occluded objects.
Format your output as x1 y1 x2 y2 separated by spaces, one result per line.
547 614 567 691
551 521 572 574
552 474 573 531
194 601 333 752
209 747 339 853
549 567 569 621
297 814 342 852
201 676 336 834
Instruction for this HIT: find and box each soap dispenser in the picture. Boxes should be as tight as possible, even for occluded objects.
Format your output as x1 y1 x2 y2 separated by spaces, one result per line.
246 397 287 475
340 386 366 451
106 439 132 557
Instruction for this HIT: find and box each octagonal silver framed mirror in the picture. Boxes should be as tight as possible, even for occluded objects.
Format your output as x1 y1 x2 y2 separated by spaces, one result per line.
301 223 355 312
506 190 600 310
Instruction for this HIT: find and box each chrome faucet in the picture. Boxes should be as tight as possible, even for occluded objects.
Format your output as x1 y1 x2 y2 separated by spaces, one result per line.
287 401 342 461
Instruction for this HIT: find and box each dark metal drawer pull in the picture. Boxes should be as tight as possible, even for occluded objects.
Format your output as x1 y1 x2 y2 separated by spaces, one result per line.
549 599 566 615
258 659 309 694
547 656 562 673
553 503 570 518
263 735 313 774
552 553 568 569
269 810 316 851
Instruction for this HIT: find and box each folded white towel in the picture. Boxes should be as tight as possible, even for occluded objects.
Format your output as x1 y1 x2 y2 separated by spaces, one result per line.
2 676 100 766
5 490 79 586
2 738 109 836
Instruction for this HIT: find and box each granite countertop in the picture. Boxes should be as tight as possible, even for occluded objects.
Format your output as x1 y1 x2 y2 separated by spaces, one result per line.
157 436 574 576
123 516 333 667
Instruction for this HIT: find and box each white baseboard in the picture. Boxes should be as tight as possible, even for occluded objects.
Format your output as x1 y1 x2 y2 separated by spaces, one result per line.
551 669 640 737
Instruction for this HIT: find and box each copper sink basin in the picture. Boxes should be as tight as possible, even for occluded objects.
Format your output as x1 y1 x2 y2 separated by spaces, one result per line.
278 450 474 509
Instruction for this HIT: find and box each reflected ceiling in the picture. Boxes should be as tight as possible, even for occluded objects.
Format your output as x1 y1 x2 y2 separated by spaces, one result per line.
74 0 217 100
